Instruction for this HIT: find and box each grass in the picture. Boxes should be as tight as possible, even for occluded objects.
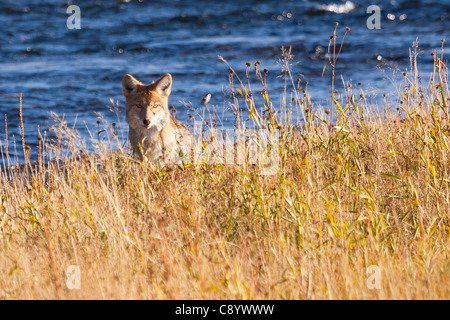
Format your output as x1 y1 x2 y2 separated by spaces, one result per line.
0 32 449 299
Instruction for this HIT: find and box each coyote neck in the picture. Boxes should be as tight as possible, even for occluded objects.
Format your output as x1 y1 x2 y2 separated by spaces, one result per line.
129 117 178 162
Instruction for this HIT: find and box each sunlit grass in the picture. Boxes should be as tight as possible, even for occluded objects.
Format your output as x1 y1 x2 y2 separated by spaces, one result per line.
0 34 449 299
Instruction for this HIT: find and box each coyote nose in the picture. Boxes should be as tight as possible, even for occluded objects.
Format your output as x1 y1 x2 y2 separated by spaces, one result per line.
143 119 150 126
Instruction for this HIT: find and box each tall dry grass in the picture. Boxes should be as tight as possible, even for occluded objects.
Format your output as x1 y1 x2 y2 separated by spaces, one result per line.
0 34 449 299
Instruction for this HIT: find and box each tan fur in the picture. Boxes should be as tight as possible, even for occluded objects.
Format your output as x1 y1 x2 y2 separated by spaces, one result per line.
122 73 193 166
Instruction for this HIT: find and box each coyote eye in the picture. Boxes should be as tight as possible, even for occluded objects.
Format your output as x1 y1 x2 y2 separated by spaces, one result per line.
153 104 160 109
135 104 143 109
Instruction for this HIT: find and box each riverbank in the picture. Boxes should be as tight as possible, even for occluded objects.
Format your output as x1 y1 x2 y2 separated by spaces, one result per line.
1 47 449 299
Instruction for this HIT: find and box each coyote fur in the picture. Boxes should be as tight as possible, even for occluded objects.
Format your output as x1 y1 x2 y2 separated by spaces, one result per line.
122 73 193 165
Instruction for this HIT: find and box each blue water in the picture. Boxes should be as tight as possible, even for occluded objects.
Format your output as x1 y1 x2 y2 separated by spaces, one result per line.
0 0 449 162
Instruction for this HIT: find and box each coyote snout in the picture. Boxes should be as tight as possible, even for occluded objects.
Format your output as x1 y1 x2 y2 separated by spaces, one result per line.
122 73 193 165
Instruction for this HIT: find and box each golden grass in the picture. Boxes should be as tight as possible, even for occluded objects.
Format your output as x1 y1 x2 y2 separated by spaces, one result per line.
0 39 449 300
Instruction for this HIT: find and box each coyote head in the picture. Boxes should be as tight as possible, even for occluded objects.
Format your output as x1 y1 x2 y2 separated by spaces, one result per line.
122 73 172 131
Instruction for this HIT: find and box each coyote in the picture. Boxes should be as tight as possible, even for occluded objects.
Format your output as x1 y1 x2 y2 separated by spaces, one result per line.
122 73 193 165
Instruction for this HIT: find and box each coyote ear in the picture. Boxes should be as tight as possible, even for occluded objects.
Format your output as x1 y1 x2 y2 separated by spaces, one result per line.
122 74 141 97
155 73 172 97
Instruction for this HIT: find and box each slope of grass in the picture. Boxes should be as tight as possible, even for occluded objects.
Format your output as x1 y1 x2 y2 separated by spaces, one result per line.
0 40 449 299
